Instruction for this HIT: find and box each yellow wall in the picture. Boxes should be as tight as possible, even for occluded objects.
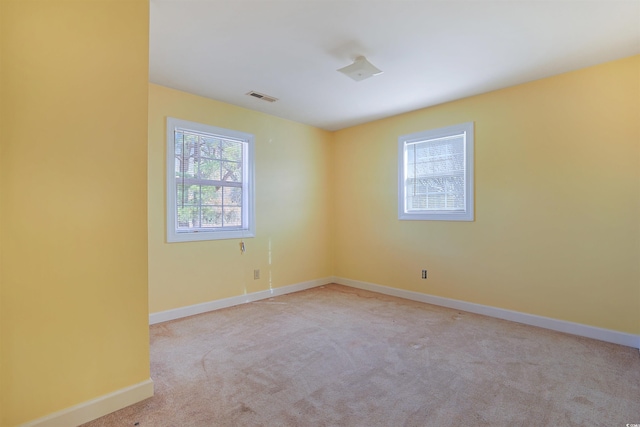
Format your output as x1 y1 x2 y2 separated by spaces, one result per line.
0 1 150 425
148 84 333 313
0 1 4 422
333 55 640 335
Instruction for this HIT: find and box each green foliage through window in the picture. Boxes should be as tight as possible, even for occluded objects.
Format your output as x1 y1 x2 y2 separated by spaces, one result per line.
174 129 245 230
167 118 254 242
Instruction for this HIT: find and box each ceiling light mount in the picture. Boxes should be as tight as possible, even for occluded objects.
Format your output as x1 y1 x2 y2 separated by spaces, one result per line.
337 56 383 82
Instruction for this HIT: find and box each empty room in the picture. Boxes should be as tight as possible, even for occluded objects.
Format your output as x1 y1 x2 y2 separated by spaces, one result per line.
1 1 639 426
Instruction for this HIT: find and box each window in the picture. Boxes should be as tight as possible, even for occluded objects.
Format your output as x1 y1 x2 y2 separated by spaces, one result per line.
398 122 474 221
166 117 255 242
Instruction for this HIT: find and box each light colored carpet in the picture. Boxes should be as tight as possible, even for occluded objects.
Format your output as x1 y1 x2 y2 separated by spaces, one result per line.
82 284 640 427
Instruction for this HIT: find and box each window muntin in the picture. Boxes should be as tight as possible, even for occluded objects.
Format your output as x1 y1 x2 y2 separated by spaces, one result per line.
398 122 474 221
167 118 255 242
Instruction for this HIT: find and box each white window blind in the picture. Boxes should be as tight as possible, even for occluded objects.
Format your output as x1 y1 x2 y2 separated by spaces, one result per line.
399 122 474 221
406 134 465 211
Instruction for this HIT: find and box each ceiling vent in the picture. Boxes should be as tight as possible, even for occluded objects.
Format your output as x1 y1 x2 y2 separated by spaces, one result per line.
246 91 278 103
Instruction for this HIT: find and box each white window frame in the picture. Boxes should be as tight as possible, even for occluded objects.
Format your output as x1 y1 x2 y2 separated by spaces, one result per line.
398 122 474 221
166 117 255 242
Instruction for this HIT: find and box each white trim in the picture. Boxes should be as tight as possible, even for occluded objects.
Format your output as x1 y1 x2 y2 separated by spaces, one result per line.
149 277 333 325
19 379 153 427
334 277 640 349
166 117 256 243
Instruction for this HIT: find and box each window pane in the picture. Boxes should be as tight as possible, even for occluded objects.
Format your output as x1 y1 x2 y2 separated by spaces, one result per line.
406 176 465 211
426 177 445 193
200 136 220 158
221 161 241 182
223 206 242 227
199 158 222 181
177 205 200 229
175 131 197 179
201 206 222 228
176 184 200 205
201 185 222 205
221 140 242 162
223 186 242 206
427 194 446 209
414 138 464 176
408 193 426 210
446 176 464 193
445 193 464 209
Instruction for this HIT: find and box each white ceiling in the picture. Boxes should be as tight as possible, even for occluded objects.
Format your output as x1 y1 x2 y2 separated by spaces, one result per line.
150 0 640 131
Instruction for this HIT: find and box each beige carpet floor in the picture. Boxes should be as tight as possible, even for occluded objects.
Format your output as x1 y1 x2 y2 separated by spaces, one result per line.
82 284 640 427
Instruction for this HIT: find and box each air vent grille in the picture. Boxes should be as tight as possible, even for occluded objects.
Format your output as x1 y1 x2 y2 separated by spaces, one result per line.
246 91 278 103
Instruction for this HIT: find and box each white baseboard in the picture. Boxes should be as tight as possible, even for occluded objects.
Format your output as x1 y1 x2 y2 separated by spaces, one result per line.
19 378 154 427
334 277 640 349
149 277 333 325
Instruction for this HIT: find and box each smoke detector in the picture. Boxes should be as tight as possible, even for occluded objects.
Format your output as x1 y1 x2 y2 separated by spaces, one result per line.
337 56 383 82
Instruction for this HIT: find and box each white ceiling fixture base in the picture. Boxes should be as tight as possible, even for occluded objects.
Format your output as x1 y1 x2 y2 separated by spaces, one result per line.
337 56 383 82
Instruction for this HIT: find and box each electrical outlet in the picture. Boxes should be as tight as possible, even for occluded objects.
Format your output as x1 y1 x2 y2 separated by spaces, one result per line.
421 269 428 279
254 269 260 280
